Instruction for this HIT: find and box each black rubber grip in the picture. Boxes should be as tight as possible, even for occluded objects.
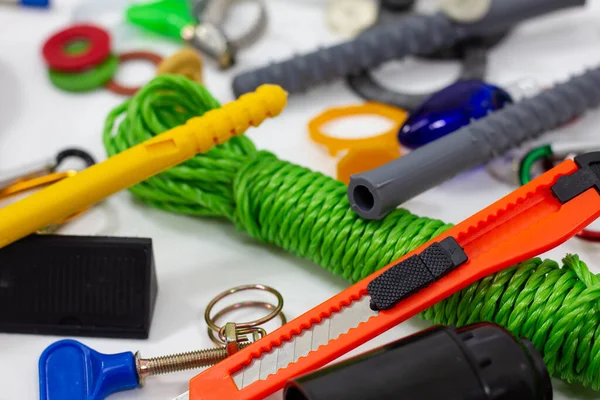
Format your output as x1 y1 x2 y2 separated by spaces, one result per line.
368 237 467 311
551 152 600 203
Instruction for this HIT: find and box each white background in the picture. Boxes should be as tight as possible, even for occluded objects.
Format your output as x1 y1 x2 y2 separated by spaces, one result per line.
2 0 600 399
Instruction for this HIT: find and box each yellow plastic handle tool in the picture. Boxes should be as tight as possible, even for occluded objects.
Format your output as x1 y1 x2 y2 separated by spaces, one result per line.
0 84 287 248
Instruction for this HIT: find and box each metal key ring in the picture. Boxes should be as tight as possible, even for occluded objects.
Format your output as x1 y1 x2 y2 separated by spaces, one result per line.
205 284 285 346
207 301 287 346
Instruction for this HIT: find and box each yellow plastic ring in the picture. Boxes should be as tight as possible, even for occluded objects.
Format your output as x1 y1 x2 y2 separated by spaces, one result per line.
308 102 408 156
308 102 408 184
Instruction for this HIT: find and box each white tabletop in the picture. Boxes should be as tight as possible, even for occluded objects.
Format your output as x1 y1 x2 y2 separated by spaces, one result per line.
2 0 600 399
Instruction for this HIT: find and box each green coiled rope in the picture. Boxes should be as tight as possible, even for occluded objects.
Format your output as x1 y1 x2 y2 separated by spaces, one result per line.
104 75 600 390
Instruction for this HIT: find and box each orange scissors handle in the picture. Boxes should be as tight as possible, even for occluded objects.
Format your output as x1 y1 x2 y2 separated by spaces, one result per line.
189 153 600 400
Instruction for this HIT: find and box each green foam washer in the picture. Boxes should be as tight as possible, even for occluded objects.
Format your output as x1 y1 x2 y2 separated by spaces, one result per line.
49 54 119 93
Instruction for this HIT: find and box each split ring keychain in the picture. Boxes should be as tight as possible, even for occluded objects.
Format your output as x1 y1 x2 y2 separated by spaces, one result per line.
309 103 408 184
205 284 287 349
0 148 96 233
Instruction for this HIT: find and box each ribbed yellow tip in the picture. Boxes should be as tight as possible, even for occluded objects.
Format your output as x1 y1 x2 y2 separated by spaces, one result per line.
251 84 288 117
190 84 288 153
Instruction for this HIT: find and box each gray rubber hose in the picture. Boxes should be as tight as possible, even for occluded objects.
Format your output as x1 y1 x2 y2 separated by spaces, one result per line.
231 0 586 97
347 66 600 220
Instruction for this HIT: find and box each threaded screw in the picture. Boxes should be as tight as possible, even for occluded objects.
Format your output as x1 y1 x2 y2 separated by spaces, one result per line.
134 343 250 386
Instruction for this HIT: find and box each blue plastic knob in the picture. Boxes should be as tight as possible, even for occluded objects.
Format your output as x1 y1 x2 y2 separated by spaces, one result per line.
39 339 139 400
398 80 513 149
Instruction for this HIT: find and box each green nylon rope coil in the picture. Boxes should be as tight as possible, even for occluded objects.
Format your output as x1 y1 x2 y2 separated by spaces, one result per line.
104 75 600 390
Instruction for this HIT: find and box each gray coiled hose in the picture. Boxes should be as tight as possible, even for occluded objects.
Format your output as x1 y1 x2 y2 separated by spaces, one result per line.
232 0 585 97
347 66 600 220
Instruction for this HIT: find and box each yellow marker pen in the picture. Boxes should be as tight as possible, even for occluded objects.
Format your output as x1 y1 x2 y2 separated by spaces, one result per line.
0 84 287 248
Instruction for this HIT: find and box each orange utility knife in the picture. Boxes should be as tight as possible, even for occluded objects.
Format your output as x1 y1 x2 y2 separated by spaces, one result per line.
182 152 600 400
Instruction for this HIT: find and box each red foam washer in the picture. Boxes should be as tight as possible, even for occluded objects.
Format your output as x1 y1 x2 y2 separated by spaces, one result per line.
42 24 111 72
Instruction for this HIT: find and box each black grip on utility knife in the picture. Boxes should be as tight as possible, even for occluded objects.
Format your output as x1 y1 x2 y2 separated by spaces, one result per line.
368 237 468 311
551 152 600 204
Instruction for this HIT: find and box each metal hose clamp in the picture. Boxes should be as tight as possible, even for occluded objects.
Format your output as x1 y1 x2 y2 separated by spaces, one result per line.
189 0 268 69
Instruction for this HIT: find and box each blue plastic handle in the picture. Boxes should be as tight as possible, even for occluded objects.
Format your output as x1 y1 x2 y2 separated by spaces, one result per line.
20 0 50 7
397 80 513 149
39 339 139 400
